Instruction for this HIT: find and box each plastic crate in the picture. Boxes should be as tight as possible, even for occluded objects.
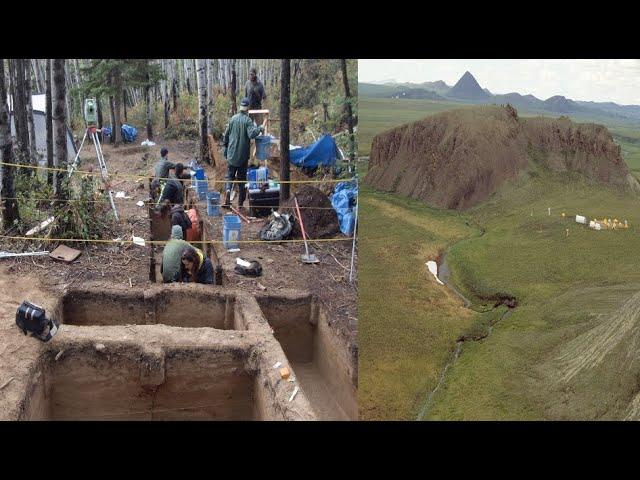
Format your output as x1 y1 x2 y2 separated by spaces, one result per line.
223 215 241 249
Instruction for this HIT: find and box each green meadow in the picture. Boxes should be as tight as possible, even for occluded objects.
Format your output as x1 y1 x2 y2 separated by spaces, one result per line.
358 95 640 420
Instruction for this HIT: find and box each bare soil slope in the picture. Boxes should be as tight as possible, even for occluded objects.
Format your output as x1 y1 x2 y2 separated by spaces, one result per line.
366 105 635 210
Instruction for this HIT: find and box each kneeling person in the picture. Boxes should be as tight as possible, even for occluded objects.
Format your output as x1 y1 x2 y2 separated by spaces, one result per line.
180 245 214 284
161 225 191 283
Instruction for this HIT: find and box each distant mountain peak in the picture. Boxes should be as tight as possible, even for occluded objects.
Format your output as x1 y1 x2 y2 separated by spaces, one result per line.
447 71 490 100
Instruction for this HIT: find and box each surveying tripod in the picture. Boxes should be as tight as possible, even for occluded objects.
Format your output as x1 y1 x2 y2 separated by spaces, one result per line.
67 126 119 221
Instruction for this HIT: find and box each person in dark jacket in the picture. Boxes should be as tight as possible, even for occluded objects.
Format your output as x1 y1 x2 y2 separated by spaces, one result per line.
151 148 176 200
180 245 214 284
157 163 186 206
170 204 192 240
155 148 175 179
245 68 267 110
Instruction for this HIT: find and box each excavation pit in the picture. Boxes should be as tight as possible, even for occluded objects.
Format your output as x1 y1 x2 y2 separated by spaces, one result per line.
20 340 287 420
257 294 358 420
58 285 238 329
10 286 354 421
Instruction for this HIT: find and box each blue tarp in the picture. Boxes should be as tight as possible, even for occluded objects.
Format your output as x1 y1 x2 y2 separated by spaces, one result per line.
102 124 138 143
290 134 340 169
331 181 358 235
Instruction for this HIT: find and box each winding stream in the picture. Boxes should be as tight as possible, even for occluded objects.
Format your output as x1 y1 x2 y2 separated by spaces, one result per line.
416 222 516 420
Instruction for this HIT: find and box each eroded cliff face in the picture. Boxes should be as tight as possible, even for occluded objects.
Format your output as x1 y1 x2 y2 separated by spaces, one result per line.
522 117 629 187
365 105 634 210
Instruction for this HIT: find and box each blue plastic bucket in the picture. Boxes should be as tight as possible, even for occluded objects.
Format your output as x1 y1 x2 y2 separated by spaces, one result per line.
255 135 271 160
223 215 241 249
197 178 208 200
207 192 221 216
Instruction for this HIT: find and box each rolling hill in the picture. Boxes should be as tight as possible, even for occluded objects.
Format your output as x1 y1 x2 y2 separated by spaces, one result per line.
360 71 640 123
365 105 639 210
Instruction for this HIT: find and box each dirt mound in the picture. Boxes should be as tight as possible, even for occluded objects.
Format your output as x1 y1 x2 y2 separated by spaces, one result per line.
280 185 339 239
366 105 633 210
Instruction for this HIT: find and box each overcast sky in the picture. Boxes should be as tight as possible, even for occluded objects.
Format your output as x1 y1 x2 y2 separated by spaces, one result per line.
358 59 640 105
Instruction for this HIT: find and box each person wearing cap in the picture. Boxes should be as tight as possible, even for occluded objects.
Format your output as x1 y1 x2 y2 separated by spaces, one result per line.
161 225 192 283
222 98 265 208
245 68 267 110
151 148 176 200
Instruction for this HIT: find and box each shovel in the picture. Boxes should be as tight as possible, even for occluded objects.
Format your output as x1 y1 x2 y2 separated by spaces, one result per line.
293 196 319 264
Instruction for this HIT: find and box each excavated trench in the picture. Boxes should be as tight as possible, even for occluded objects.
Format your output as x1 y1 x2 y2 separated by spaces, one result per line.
257 294 358 421
14 285 356 421
22 344 262 420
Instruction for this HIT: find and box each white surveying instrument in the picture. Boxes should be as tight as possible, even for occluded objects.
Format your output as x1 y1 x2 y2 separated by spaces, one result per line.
67 98 119 220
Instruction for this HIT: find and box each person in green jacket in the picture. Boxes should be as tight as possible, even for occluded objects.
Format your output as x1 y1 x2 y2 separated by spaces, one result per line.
222 97 265 208
161 225 191 283
151 148 175 200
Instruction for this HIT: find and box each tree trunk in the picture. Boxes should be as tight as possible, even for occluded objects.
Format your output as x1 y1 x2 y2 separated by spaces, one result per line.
123 89 128 124
96 96 104 129
0 58 20 228
186 59 192 95
279 59 291 203
52 59 68 200
64 67 72 130
164 80 170 129
206 59 214 136
73 59 81 86
11 59 30 170
172 78 179 112
24 60 37 166
108 95 116 145
230 59 237 115
340 59 355 171
218 59 226 94
112 67 122 145
45 59 54 185
31 59 44 93
145 70 153 140
195 59 211 165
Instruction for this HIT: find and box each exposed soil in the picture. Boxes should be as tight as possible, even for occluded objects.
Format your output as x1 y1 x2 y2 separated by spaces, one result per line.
366 105 637 210
280 185 340 239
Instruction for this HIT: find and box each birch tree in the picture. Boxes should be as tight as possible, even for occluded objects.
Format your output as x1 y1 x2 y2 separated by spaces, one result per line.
31 59 44 93
24 60 38 165
52 58 67 199
45 59 53 185
230 59 237 114
196 59 211 165
279 59 291 202
11 59 30 169
206 59 214 136
340 59 355 171
145 65 153 140
0 58 20 228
